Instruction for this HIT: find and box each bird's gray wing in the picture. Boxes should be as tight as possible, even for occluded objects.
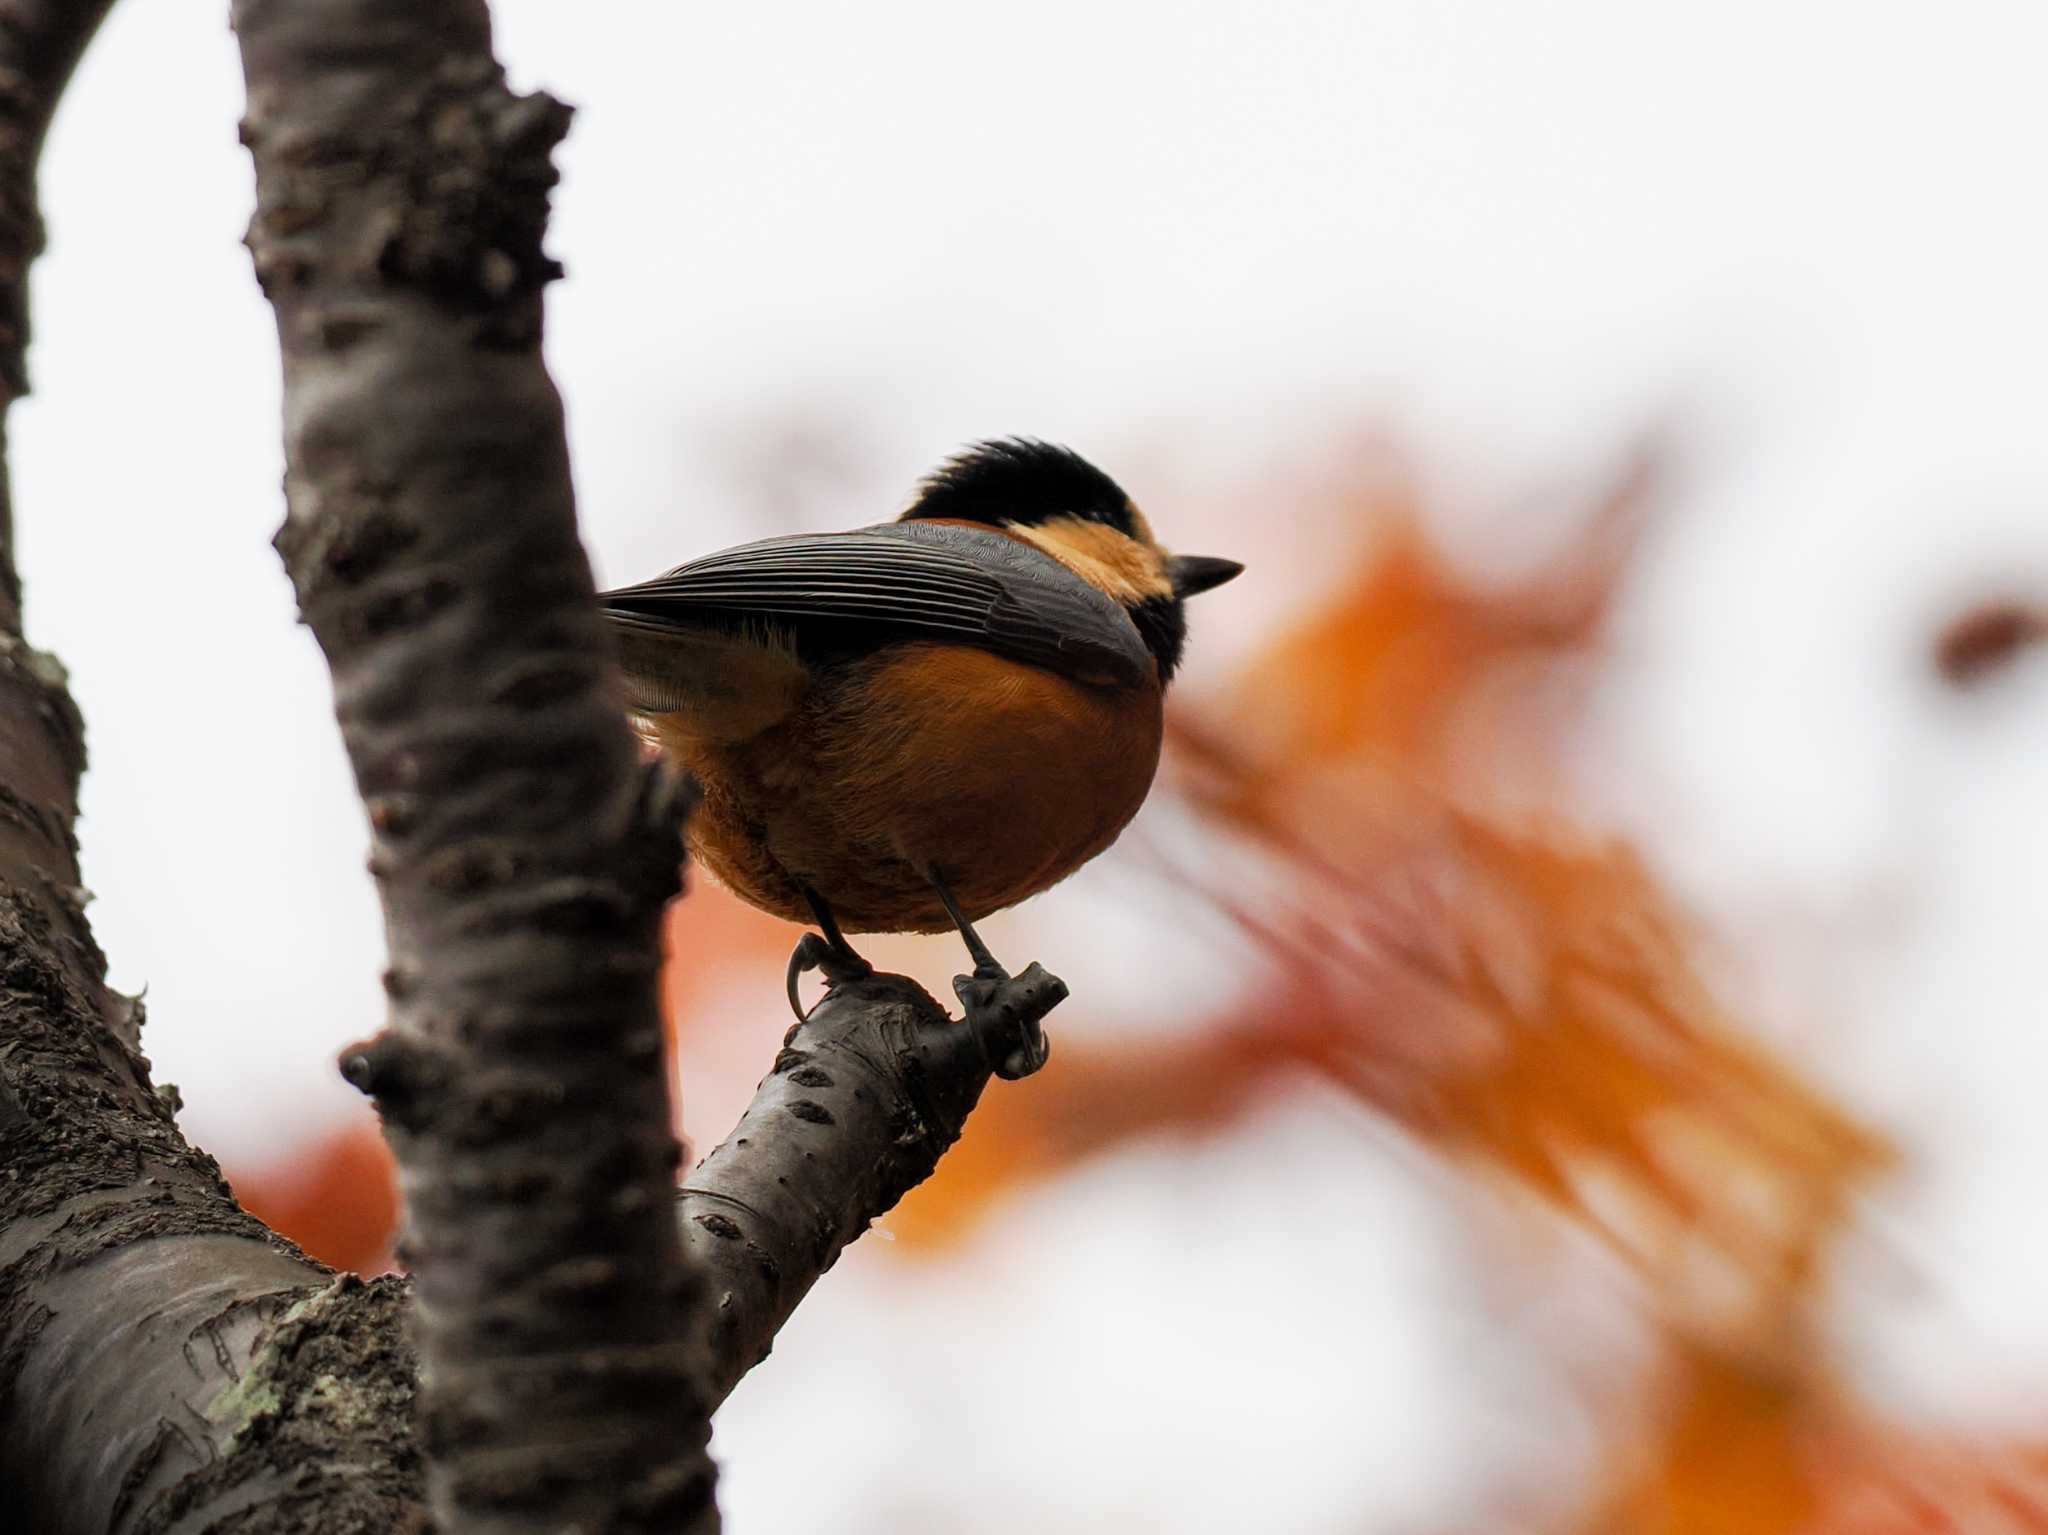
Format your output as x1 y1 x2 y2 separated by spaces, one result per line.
599 521 1154 710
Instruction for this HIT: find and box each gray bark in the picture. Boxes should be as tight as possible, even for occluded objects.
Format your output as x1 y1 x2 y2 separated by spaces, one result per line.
232 0 716 1528
0 2 1069 1529
0 5 424 1533
682 971 1021 1406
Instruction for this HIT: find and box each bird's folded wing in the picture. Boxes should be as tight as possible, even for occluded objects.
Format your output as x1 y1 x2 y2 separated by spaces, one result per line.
599 521 1154 712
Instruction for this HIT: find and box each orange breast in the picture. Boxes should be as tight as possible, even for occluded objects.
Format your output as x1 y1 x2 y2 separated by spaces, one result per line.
677 644 1164 934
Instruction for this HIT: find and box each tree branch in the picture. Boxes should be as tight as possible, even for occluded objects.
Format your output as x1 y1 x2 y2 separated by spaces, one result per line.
0 0 108 624
0 5 426 1533
232 1 715 1529
5 1 1063 1524
681 971 1038 1407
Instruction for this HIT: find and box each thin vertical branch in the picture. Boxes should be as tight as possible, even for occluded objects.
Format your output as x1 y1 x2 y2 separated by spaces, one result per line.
0 0 110 628
233 1 716 1529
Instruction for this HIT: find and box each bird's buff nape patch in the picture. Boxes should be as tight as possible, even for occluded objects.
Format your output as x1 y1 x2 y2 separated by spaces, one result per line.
1010 514 1173 606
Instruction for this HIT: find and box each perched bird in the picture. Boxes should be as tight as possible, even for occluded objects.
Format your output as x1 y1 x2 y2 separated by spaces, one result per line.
600 439 1241 1069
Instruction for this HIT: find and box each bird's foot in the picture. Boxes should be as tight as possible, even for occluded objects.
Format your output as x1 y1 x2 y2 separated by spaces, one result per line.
786 933 874 1022
953 959 1067 1080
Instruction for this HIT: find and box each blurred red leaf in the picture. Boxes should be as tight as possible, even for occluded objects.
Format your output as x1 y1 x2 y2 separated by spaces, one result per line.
1934 600 2048 688
232 1119 398 1275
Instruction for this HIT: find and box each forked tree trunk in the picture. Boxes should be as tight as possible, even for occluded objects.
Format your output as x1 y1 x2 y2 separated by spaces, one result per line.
0 3 1061 1530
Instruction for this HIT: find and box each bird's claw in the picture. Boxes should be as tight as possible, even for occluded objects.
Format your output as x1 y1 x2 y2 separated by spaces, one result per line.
786 933 874 1022
953 960 1066 1080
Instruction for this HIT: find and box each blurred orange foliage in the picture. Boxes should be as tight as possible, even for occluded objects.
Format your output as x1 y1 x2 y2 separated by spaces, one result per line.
877 453 2048 1531
233 441 2048 1531
891 445 1891 1282
1591 1342 2048 1534
232 1120 398 1275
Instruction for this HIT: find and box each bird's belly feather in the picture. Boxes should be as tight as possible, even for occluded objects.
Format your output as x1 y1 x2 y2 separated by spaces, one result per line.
667 643 1163 933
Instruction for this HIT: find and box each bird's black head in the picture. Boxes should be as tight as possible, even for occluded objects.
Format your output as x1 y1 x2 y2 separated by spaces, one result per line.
901 438 1242 682
901 437 1143 537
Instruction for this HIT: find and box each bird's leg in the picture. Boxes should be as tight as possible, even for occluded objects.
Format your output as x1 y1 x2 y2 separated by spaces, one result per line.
930 869 1002 978
927 867 1064 1080
786 886 874 1022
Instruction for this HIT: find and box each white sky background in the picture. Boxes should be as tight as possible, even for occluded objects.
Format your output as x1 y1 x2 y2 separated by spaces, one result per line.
14 2 2048 1528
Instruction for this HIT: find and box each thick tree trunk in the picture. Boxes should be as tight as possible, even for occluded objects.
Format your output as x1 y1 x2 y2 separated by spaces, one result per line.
0 5 424 1534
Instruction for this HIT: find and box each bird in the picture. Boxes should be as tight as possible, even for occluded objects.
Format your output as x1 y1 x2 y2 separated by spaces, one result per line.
599 438 1242 1073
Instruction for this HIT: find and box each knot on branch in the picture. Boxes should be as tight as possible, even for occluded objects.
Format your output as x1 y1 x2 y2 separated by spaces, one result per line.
376 59 571 304
241 47 573 326
273 497 414 597
338 1030 447 1129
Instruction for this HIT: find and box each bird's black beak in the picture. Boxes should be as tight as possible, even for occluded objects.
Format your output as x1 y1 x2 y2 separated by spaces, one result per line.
1168 554 1245 597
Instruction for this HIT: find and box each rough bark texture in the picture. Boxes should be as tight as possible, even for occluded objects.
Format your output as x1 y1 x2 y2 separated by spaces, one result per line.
682 972 1008 1406
0 4 425 1533
232 1 716 1529
2 0 1069 1526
